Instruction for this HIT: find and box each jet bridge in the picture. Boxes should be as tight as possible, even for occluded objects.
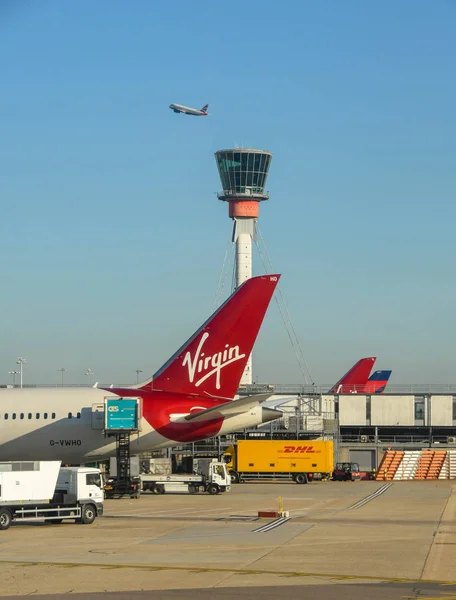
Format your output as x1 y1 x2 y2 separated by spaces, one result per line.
103 397 142 499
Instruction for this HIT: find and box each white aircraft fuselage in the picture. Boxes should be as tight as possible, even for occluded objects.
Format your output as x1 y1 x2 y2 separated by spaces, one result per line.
0 388 274 463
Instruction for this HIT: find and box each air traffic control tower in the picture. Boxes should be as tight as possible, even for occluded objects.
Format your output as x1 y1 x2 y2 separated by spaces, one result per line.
215 148 272 385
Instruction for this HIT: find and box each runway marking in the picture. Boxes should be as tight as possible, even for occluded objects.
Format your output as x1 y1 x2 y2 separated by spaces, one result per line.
252 517 290 533
348 483 393 510
0 559 455 586
141 518 293 539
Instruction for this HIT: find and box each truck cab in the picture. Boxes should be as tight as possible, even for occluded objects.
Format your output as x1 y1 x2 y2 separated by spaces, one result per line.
332 462 361 481
195 459 231 493
208 461 230 489
56 467 104 514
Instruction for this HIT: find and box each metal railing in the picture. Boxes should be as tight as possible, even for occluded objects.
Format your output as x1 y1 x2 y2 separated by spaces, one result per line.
339 433 455 446
2 382 456 394
239 383 456 395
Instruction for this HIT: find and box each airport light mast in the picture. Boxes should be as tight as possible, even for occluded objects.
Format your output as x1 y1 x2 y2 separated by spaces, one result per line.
16 356 27 389
215 148 272 385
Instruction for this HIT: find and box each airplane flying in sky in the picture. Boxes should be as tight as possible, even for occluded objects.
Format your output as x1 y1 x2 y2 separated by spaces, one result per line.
0 275 281 463
169 103 209 116
328 357 392 394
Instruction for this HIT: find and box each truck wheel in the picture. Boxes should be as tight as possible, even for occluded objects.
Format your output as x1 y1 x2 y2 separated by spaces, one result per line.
188 484 197 494
81 504 96 525
229 471 240 484
0 508 12 531
152 484 165 495
295 473 308 484
207 484 219 495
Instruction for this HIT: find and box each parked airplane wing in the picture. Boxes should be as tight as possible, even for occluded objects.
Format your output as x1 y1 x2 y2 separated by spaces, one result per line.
184 393 273 422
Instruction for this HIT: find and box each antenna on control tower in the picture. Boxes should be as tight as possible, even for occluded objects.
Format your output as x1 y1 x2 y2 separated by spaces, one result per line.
215 148 272 385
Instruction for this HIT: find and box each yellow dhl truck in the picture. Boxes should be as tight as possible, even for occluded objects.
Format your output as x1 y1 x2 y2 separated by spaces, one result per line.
223 440 334 484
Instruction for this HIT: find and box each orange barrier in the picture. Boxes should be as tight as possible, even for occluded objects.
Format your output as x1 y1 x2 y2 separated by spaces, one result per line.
415 450 447 480
375 450 404 481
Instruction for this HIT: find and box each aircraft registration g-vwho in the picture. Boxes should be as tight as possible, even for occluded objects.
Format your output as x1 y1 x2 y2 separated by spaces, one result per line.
169 102 209 116
0 275 282 463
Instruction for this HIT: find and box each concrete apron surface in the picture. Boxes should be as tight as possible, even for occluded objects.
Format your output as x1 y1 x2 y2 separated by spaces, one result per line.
0 480 455 597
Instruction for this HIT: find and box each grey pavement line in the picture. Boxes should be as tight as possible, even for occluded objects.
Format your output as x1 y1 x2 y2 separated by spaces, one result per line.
252 517 290 533
347 483 393 510
419 489 451 583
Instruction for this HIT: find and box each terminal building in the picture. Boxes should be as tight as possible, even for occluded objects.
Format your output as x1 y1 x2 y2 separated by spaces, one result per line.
171 388 456 476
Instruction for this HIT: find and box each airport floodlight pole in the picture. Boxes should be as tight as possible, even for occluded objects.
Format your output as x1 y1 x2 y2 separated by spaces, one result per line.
8 370 20 386
58 367 67 387
85 368 94 385
215 149 272 385
136 369 143 384
16 357 27 388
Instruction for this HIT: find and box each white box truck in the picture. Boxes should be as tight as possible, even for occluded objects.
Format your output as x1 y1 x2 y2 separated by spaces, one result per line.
0 461 104 531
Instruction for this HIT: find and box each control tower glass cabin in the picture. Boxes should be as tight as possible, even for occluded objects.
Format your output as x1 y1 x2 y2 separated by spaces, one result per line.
215 149 272 208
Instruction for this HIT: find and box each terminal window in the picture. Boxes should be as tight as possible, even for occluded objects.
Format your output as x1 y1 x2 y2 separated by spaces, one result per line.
415 399 425 420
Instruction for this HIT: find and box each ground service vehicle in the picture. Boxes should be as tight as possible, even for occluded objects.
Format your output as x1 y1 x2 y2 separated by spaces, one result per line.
224 440 334 484
332 462 361 481
140 460 230 495
104 455 142 499
0 461 103 531
104 476 142 499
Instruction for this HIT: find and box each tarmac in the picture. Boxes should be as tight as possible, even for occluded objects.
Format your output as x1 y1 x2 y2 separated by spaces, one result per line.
1 479 456 598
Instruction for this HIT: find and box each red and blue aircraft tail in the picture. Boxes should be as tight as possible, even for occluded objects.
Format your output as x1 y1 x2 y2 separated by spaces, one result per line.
364 370 392 394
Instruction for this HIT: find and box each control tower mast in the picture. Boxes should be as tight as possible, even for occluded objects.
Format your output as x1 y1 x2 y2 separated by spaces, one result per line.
215 148 273 385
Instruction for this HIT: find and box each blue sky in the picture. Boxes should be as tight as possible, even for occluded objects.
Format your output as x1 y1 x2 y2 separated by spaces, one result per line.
1 0 455 385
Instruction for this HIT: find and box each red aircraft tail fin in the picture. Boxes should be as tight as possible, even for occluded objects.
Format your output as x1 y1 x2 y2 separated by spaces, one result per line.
201 104 209 113
137 275 280 399
328 357 376 394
